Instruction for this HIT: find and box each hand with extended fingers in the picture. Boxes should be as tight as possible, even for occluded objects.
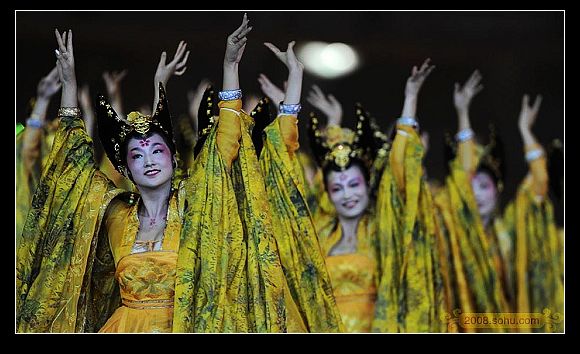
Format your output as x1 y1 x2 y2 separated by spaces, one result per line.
37 67 61 100
54 29 77 108
306 84 343 126
519 94 543 134
154 40 189 88
103 70 128 98
54 29 76 86
454 70 483 113
263 41 304 74
405 58 435 98
225 13 252 66
257 73 285 105
264 41 304 106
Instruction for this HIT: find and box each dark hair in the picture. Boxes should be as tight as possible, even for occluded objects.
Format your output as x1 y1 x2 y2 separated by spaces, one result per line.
322 158 370 191
474 164 501 190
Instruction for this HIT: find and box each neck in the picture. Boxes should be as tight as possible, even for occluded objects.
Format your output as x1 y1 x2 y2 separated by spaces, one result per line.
338 214 361 239
137 180 172 219
481 212 493 230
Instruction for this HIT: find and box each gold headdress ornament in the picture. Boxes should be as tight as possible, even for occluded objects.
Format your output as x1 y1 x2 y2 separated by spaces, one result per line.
308 103 385 172
96 82 176 175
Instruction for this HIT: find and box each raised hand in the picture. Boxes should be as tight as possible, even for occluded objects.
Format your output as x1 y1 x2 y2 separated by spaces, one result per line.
154 40 189 88
224 13 252 65
37 67 61 100
519 94 543 133
257 73 285 105
405 58 435 98
454 70 483 113
263 41 304 73
153 41 189 111
306 84 342 126
54 29 76 86
264 41 304 105
54 29 77 108
103 69 128 98
103 69 127 118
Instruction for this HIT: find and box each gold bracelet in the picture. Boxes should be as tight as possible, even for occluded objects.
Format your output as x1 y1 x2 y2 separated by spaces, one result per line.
58 107 81 117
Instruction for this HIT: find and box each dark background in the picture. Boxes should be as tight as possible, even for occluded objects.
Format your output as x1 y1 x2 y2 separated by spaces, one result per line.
16 11 564 223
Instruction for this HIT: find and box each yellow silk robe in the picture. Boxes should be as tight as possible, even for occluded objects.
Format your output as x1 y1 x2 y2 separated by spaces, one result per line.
16 99 291 332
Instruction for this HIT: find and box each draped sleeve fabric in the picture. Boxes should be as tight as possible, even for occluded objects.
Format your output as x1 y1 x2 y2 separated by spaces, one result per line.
16 125 56 240
173 100 287 332
432 150 511 325
508 171 564 332
16 114 123 332
260 113 343 332
373 125 447 332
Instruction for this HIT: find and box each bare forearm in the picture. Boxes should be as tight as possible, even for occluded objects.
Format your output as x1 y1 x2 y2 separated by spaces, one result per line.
30 97 50 122
456 109 471 131
401 95 418 120
520 127 538 147
222 62 240 91
457 109 474 172
284 69 303 105
109 93 124 118
22 97 50 171
60 82 78 108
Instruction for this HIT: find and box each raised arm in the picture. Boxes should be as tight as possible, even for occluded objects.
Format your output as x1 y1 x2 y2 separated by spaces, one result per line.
55 29 78 110
264 40 304 154
153 40 189 112
518 94 548 199
257 73 285 114
223 13 251 91
217 13 252 168
21 66 61 171
306 84 343 127
391 58 435 190
454 70 484 173
102 69 127 119
78 84 95 138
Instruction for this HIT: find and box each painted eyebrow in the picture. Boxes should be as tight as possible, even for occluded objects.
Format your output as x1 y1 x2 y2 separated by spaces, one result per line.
130 142 164 152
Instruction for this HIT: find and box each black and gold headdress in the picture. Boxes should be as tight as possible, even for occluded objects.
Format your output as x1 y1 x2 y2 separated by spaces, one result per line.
193 85 219 157
308 103 383 172
96 82 176 175
250 96 274 156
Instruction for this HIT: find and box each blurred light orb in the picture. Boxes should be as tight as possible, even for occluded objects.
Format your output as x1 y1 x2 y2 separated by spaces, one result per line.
297 41 359 79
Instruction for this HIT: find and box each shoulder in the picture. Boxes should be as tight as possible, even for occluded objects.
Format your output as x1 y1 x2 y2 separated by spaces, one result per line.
104 192 139 225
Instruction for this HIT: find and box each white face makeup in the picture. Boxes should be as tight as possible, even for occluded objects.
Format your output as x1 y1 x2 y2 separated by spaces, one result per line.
126 132 173 189
471 171 498 219
326 164 370 219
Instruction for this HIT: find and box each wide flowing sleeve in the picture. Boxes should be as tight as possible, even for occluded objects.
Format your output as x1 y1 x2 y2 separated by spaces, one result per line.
173 100 287 332
436 150 510 320
509 172 563 332
16 114 121 332
16 130 42 240
260 113 343 332
372 125 446 332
